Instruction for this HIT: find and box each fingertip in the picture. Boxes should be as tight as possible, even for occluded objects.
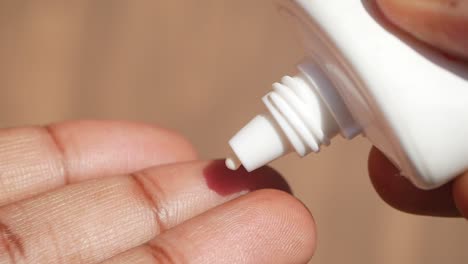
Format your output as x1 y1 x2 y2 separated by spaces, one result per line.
368 147 413 213
242 189 317 260
144 188 316 264
261 189 317 236
368 147 459 217
453 173 468 219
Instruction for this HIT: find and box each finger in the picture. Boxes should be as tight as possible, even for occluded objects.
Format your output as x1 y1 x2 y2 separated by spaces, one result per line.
453 172 468 219
368 147 459 217
0 120 196 205
376 0 468 59
102 190 316 264
0 161 290 264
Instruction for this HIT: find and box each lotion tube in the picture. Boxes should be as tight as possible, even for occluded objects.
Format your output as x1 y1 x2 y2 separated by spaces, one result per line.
227 0 468 190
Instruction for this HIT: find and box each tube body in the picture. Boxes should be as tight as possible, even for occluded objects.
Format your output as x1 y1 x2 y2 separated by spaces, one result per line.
278 0 468 189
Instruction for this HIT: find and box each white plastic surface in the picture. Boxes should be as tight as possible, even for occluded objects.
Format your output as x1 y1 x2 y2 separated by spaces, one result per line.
284 0 468 189
228 65 355 172
229 114 292 172
227 0 468 189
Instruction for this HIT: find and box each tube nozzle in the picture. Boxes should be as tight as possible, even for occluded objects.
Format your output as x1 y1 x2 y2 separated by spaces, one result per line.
225 154 242 171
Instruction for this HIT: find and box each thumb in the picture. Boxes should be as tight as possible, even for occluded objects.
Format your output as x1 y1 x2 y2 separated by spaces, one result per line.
453 172 468 219
377 0 468 59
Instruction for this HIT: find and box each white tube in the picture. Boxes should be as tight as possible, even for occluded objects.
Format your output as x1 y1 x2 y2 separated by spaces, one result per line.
226 0 468 190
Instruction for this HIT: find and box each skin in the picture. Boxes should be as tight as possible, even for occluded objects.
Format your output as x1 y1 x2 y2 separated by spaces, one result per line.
1 1 467 263
372 0 468 219
0 121 315 264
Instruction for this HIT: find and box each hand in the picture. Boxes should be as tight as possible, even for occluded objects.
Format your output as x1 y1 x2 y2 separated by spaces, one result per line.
0 120 316 264
370 0 468 218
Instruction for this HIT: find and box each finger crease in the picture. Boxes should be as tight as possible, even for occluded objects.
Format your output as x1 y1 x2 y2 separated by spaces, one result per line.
46 221 66 263
43 126 71 185
130 172 169 233
0 221 24 263
147 241 183 264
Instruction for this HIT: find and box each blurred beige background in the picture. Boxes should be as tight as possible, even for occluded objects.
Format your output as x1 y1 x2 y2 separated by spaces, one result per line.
0 1 467 263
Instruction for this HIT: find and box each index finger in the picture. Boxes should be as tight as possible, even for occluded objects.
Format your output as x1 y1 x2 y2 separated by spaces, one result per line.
0 120 197 205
